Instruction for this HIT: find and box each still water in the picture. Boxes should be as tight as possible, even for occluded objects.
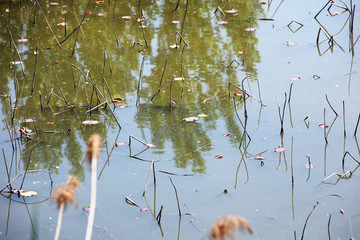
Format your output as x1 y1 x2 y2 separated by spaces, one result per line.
0 0 359 239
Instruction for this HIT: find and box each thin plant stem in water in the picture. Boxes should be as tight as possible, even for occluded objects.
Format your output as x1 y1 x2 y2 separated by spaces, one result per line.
85 135 101 240
300 201 319 240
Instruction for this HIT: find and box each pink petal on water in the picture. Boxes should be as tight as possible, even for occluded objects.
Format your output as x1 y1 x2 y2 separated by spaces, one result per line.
318 124 329 128
145 143 155 148
23 118 36 123
224 9 238 13
245 27 257 32
216 20 229 25
183 117 200 122
172 20 181 23
290 76 301 81
215 155 223 159
254 154 265 160
273 146 286 152
115 142 127 147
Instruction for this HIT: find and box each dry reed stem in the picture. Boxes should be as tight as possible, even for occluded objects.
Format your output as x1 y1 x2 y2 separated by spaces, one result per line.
52 176 80 240
209 215 253 240
85 134 101 240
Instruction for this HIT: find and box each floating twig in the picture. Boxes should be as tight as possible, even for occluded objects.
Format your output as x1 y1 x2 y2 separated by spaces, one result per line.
71 0 91 56
354 113 360 136
324 108 328 144
179 0 189 43
136 56 146 106
300 201 319 240
343 101 346 137
169 176 181 216
35 0 62 49
328 214 332 240
325 95 338 116
52 63 68 105
30 43 38 96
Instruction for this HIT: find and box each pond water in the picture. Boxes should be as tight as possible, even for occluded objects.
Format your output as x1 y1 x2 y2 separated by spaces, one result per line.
0 0 359 239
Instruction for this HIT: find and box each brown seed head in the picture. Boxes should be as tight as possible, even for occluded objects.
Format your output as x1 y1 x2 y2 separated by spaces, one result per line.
209 215 253 240
85 134 101 164
52 175 80 209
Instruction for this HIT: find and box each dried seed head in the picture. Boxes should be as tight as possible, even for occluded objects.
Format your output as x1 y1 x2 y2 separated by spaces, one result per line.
209 215 253 240
52 175 80 209
85 134 101 164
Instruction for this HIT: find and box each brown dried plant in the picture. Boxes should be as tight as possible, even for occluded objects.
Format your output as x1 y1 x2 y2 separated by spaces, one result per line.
52 176 80 240
209 215 253 240
85 134 101 164
52 175 80 208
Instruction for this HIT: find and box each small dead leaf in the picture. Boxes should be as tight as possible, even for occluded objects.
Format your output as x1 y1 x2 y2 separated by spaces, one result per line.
260 1 267 4
20 190 38 197
273 145 286 152
82 120 99 125
290 76 301 81
222 133 231 137
60 10 67 14
215 155 223 159
1 92 11 98
183 117 199 122
115 142 127 147
95 0 105 4
305 164 315 168
57 22 67 27
54 61 61 64
245 27 257 32
10 61 24 65
17 38 28 43
23 118 36 123
254 154 265 160
233 92 242 96
111 97 123 104
170 100 178 104
216 20 229 25
47 122 54 125
224 9 238 13
318 124 329 128
283 41 297 46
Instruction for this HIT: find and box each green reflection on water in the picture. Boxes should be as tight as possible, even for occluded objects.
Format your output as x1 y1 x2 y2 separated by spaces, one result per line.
0 0 263 175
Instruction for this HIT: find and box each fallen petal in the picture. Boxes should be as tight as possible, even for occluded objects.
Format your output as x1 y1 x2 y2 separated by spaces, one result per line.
215 155 223 159
115 142 127 147
245 27 257 32
172 20 181 23
19 190 38 197
290 76 301 81
224 9 238 13
318 124 329 128
183 117 200 122
145 143 156 148
254 154 265 160
222 133 231 137
273 145 286 152
82 120 99 125
216 20 229 25
122 16 132 19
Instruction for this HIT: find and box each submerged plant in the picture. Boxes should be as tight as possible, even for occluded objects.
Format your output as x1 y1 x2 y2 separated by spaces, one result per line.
52 175 80 240
209 215 253 240
85 134 101 240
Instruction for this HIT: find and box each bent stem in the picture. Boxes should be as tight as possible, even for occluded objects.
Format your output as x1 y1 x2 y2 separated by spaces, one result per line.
54 202 64 240
85 156 97 240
